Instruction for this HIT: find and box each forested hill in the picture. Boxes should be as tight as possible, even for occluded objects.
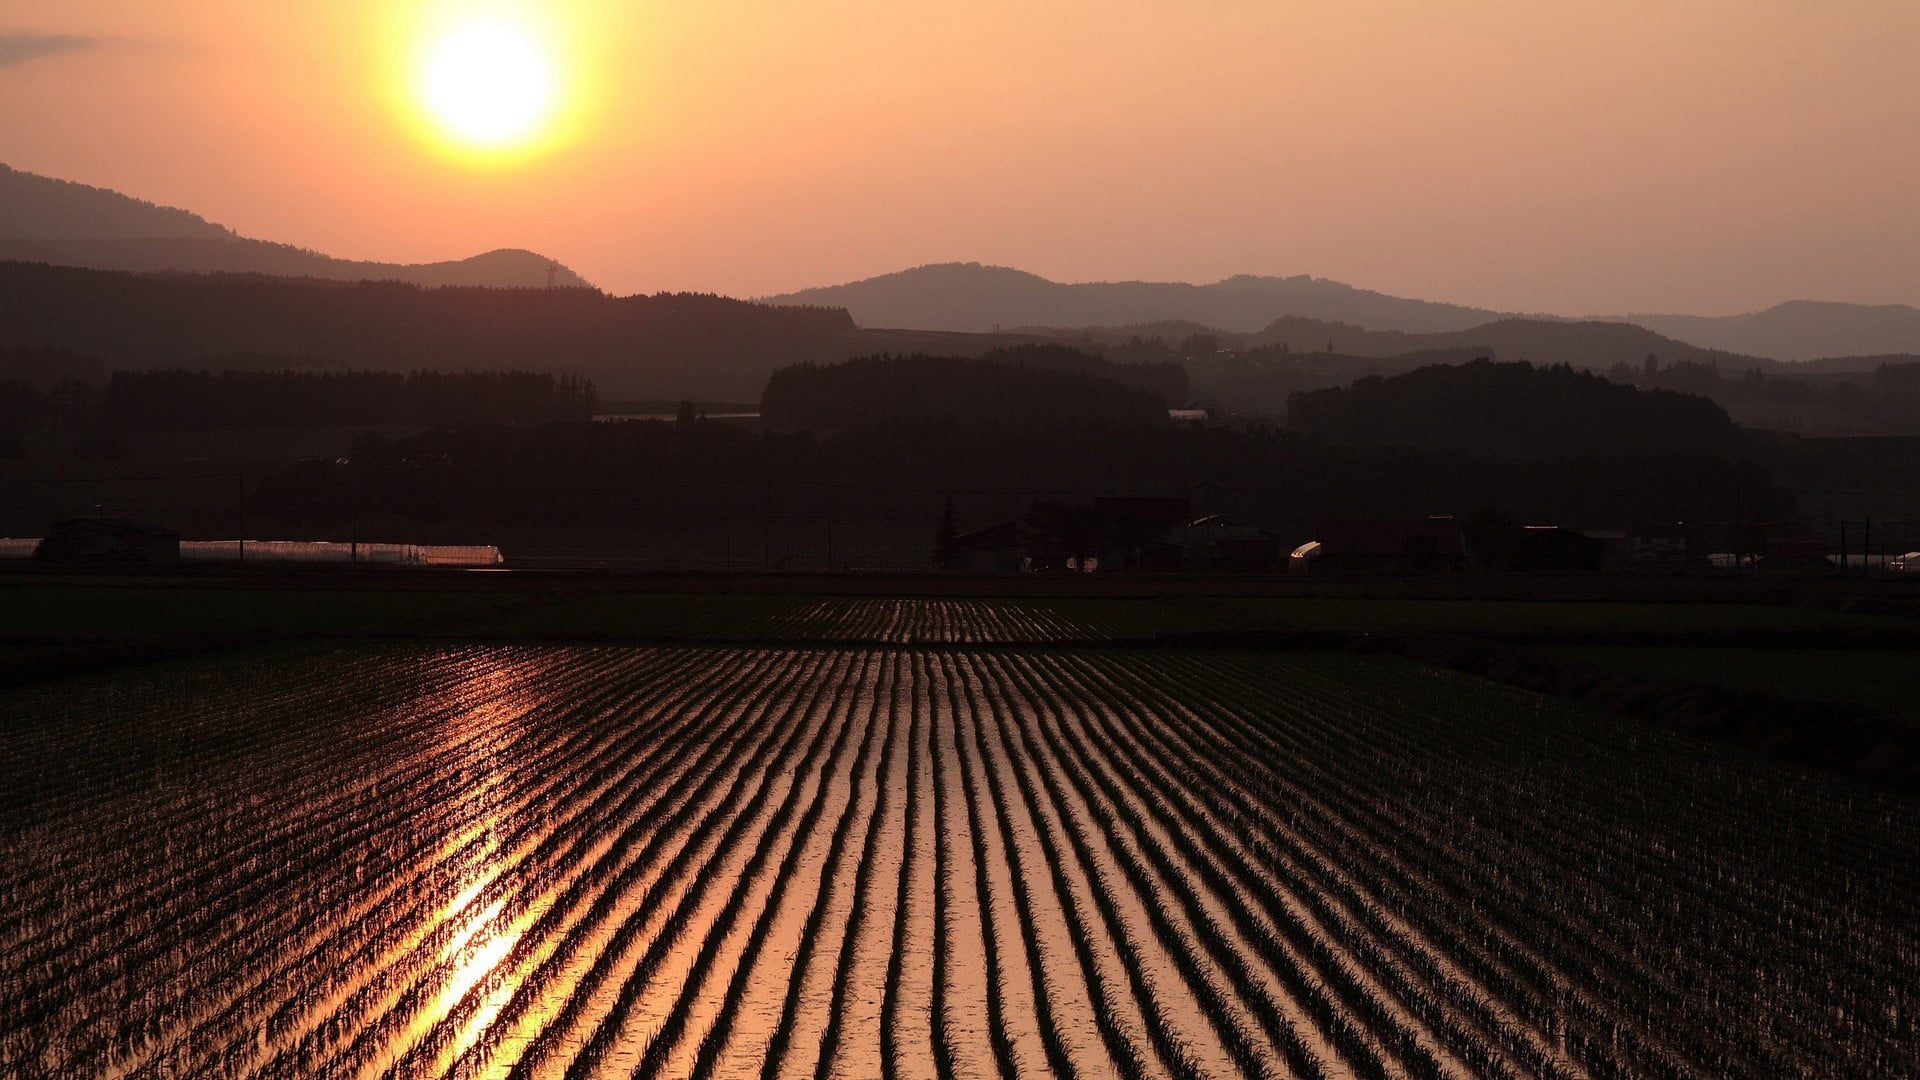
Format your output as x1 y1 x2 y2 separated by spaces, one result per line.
1612 301 1920 363
1250 315 1765 373
766 260 1920 364
1287 359 1744 458
0 164 592 289
761 352 1171 431
763 262 1503 334
0 262 855 399
97 369 597 430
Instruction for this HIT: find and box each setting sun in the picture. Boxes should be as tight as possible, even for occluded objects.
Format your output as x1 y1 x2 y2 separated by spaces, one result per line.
419 19 556 151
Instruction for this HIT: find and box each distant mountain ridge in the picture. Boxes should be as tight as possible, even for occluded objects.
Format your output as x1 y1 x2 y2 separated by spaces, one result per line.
765 262 1920 363
1246 315 1763 372
0 261 853 400
763 263 1505 335
1610 302 1920 363
0 164 593 289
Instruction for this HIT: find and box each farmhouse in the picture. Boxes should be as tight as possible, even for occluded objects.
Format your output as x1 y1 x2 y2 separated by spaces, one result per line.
947 521 1022 573
33 517 180 564
1174 515 1280 572
1512 525 1605 573
1312 518 1468 575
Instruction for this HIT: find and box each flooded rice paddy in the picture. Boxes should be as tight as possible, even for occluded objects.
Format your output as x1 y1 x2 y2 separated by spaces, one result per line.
3 623 1917 1077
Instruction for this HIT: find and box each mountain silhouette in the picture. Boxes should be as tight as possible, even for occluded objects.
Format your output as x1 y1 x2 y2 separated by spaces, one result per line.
762 262 1504 335
767 261 1919 363
0 262 852 400
0 164 592 289
1605 301 1920 362
1248 315 1763 372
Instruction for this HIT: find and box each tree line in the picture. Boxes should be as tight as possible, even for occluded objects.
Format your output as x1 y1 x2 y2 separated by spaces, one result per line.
0 368 597 457
761 351 1173 430
1288 359 1745 458
96 369 598 430
0 261 855 400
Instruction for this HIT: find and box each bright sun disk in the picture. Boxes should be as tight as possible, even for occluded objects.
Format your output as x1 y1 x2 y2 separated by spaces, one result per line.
421 21 555 149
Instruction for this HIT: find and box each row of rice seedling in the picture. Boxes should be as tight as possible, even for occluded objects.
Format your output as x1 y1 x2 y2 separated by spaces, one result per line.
994 653 1335 1080
804 653 908 1079
1056 654 1536 1079
1131 650 1920 1077
614 596 1136 645
0 645 495 947
1 647 607 1074
1 641 810 1068
434 648 814 1076
876 652 936 1080
964 651 1108 1080
1143 653 1699 1078
7 637 1916 1078
165 649 686 1072
292 648 763 1079
507 653 864 1077
186 652 689 1050
960 645 1198 1076
639 660 888 1078
941 650 1040 1079
384 649 788 1077
587 655 873 1076
1228 653 1858 1068
151 646 734 1076
983 645 1344 1076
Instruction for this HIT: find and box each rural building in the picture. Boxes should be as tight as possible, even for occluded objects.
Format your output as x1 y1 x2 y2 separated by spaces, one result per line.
948 521 1022 573
1626 522 1696 568
1093 496 1192 538
1755 537 1833 572
1175 515 1280 572
1103 537 1184 573
34 518 181 563
1313 518 1469 575
1021 496 1192 573
1512 526 1605 573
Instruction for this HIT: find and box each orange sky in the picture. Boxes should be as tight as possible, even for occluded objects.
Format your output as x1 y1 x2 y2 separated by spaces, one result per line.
3 1 1916 314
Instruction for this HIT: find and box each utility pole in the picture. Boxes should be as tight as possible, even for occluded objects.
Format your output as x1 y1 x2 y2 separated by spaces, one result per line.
236 473 245 566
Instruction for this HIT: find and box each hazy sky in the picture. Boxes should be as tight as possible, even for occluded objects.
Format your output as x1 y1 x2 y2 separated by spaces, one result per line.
2 1 1916 313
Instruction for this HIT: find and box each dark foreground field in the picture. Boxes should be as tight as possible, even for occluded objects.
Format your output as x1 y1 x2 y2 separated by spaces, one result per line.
2 577 1918 1077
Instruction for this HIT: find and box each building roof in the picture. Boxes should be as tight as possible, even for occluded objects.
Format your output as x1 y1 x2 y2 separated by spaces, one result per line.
1318 519 1465 557
952 521 1018 548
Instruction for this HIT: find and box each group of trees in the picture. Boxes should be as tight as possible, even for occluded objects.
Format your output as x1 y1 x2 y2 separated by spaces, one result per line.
0 365 597 458
95 369 598 431
1614 355 1920 435
1288 359 1745 458
0 262 855 400
761 351 1172 431
251 399 1792 554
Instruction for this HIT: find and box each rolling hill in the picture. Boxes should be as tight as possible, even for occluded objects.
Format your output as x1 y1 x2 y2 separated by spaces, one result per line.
765 261 1920 363
0 164 592 289
761 262 1506 335
0 262 852 400
1612 302 1920 363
